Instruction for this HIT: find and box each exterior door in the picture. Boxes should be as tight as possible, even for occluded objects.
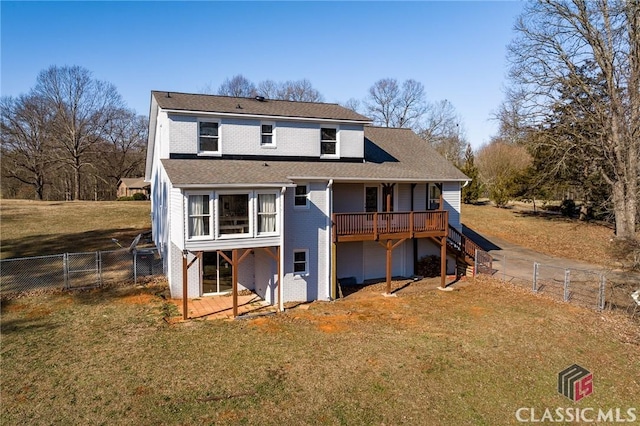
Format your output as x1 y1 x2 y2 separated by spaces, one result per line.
202 251 233 295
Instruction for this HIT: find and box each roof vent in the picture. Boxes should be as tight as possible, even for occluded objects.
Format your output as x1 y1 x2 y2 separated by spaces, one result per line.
236 103 243 109
166 92 171 98
255 96 266 102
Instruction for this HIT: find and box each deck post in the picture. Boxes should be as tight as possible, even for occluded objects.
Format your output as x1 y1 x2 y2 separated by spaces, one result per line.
232 249 238 317
440 236 447 288
386 239 392 294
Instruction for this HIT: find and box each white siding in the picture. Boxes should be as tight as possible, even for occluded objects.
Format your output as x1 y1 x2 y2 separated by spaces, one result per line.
414 183 427 210
362 240 407 281
168 114 198 154
336 242 364 283
333 183 363 213
283 181 329 302
397 183 412 211
254 249 277 304
339 125 365 158
443 182 462 230
169 187 184 251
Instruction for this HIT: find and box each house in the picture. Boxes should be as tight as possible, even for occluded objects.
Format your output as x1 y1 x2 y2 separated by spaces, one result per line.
145 91 477 317
117 177 150 199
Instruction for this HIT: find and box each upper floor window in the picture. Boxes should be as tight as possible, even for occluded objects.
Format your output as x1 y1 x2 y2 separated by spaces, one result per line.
199 120 220 153
320 127 338 157
261 122 275 146
428 184 441 210
294 184 309 208
188 194 211 238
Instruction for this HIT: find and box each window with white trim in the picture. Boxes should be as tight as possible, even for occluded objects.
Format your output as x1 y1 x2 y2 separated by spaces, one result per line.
294 185 309 208
293 249 308 275
218 193 250 236
320 127 338 157
257 193 277 234
199 120 220 153
260 122 275 146
188 194 211 238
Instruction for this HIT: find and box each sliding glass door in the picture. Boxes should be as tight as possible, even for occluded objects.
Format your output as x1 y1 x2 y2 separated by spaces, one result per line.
202 251 233 295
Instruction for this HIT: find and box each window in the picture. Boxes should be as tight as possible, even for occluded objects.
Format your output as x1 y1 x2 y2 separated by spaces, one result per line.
261 122 275 146
294 185 308 208
365 187 378 212
188 194 211 238
218 194 249 235
257 193 277 234
199 121 220 153
320 127 337 156
428 184 441 210
293 250 308 275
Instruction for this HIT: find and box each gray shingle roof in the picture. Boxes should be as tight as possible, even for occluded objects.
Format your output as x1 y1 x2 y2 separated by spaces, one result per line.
161 127 469 186
152 91 370 122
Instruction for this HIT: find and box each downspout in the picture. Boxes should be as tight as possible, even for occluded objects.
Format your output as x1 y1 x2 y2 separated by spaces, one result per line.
279 186 286 312
326 179 334 300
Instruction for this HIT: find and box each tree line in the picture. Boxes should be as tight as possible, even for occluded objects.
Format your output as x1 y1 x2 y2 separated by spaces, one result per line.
1 65 148 201
464 0 638 242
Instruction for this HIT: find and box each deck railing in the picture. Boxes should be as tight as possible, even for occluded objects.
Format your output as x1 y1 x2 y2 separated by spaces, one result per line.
332 210 447 241
447 225 483 262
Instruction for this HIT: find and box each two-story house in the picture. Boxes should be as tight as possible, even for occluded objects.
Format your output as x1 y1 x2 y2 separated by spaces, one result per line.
145 91 473 317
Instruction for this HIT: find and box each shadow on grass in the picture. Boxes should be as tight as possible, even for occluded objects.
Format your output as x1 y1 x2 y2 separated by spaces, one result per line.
67 280 167 306
1 227 151 259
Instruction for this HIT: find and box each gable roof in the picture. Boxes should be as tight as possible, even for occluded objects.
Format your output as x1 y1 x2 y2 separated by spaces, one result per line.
161 126 469 187
151 91 371 123
118 178 149 189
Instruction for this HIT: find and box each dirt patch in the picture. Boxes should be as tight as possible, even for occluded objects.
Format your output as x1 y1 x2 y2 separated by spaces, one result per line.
25 307 53 319
249 316 283 333
118 293 156 305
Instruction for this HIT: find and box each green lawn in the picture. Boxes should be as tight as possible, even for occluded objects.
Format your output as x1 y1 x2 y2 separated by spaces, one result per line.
1 278 638 425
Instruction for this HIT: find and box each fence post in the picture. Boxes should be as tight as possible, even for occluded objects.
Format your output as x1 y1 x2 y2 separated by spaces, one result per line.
474 249 478 277
533 262 539 293
598 274 606 311
133 249 138 284
63 253 69 290
563 269 570 302
95 251 101 286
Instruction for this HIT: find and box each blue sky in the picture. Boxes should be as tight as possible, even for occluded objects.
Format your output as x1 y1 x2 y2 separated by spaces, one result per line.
1 1 523 148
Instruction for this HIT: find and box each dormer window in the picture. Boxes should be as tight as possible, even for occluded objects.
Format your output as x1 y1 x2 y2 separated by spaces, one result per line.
320 127 338 157
199 120 220 154
261 122 275 147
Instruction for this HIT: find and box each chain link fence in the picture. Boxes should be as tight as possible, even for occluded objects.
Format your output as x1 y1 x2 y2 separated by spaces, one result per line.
0 248 163 298
476 250 639 316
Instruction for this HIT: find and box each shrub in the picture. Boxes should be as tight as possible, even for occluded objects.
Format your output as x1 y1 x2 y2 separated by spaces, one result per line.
117 196 134 201
416 255 442 278
132 193 147 201
560 199 577 217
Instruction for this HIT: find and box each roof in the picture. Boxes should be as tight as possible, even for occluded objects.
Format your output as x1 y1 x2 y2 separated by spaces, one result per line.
119 178 149 189
151 91 370 123
161 127 469 187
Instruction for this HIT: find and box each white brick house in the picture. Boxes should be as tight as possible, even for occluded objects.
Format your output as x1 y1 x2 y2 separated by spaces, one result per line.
145 91 472 315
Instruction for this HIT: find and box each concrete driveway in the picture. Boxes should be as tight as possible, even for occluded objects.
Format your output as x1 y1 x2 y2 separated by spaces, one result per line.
462 225 639 310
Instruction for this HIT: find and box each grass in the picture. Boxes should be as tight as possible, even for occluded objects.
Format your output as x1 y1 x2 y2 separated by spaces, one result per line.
1 278 638 425
461 202 620 267
0 199 151 259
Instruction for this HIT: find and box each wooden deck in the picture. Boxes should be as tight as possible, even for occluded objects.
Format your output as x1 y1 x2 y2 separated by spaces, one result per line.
332 210 448 242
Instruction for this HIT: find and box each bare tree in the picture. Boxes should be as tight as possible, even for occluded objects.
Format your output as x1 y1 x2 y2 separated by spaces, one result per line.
94 108 148 198
272 79 324 102
476 139 532 207
365 78 428 128
508 0 639 238
339 97 362 114
1 94 57 199
256 79 280 99
217 74 257 97
418 99 467 165
33 65 125 200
